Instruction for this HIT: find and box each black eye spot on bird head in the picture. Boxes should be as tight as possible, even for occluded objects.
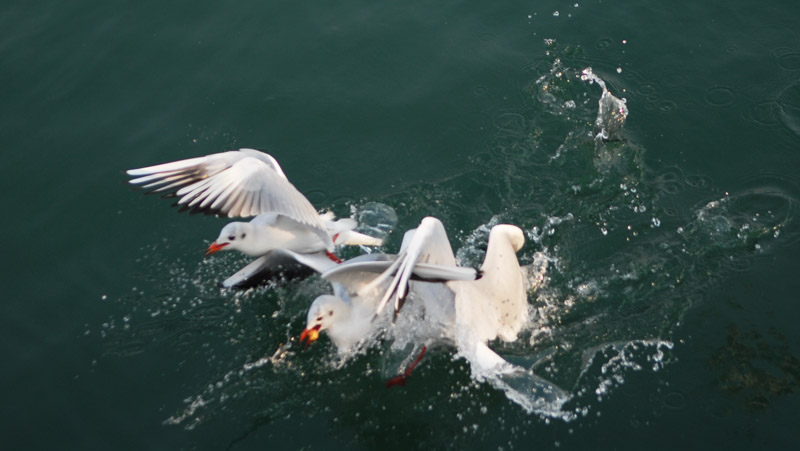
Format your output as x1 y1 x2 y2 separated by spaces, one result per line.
241 233 246 239
228 235 236 241
328 310 334 316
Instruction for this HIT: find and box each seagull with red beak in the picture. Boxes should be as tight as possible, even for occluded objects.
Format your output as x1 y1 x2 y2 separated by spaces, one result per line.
298 217 567 414
203 210 384 287
299 289 377 350
297 219 482 353
127 148 385 287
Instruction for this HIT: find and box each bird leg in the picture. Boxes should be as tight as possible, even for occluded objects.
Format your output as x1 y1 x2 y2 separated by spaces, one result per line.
386 346 427 388
325 251 343 264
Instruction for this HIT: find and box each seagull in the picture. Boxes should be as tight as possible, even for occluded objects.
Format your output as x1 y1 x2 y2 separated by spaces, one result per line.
298 217 525 355
368 217 531 368
300 217 569 413
204 210 385 287
205 211 382 257
126 148 383 287
299 250 478 351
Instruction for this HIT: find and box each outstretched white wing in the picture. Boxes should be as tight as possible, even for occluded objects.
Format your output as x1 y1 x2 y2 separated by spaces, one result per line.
127 148 332 248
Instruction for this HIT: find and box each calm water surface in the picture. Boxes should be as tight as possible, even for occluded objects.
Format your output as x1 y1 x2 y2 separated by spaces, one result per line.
2 0 800 449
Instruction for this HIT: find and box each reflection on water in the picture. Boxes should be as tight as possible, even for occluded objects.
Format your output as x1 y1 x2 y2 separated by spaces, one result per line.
104 44 799 440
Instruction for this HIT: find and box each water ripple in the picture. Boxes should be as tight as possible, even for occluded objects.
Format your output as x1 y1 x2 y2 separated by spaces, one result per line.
704 86 737 107
744 100 783 126
776 51 800 72
776 80 800 138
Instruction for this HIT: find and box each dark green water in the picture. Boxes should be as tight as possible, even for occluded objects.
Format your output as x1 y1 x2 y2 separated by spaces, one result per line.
3 0 800 449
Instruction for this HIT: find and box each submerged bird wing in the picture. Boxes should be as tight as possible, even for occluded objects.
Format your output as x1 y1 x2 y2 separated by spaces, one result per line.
455 326 571 415
127 148 332 248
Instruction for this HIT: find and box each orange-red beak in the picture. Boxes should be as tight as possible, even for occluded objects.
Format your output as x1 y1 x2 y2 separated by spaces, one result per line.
205 242 229 255
299 325 321 348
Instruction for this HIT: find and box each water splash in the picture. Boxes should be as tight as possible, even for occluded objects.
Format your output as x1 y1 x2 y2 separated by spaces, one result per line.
578 340 675 400
581 67 629 141
353 202 398 243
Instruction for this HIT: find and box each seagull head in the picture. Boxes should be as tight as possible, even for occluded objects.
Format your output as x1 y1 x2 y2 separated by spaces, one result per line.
206 222 252 255
299 295 349 348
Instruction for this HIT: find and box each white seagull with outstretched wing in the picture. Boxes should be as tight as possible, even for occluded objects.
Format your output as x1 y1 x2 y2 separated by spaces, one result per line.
127 148 383 287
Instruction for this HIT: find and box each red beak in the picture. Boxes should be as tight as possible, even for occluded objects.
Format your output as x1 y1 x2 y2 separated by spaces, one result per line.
205 242 229 255
299 325 322 348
